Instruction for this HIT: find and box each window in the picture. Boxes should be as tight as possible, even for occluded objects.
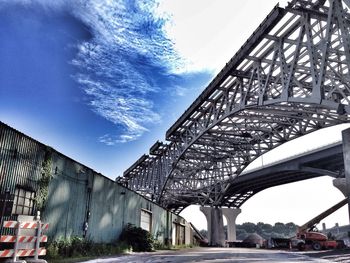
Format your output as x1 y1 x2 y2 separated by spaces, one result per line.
12 187 35 216
140 209 152 232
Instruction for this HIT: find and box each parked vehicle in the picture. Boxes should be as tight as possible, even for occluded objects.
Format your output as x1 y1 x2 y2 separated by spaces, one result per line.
292 198 348 250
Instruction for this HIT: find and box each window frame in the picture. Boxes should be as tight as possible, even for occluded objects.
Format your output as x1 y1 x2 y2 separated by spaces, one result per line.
140 208 152 232
11 186 35 216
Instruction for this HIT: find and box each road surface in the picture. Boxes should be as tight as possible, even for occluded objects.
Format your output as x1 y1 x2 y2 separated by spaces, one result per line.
79 247 336 262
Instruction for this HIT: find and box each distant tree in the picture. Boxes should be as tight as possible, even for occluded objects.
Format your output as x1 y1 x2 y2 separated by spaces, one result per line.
286 222 297 236
257 222 273 235
273 222 285 234
240 222 256 233
236 221 298 240
236 228 248 240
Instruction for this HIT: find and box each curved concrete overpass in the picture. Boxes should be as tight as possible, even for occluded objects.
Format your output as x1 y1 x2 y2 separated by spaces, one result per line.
222 142 344 208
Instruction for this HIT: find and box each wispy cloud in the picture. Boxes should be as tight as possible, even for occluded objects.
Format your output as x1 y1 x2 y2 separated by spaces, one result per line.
1 0 211 145
70 0 185 144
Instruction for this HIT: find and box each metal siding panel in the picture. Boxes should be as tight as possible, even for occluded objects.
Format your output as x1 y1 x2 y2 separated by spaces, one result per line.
0 123 45 235
0 126 6 190
43 152 87 240
88 176 122 243
0 122 189 244
3 128 12 190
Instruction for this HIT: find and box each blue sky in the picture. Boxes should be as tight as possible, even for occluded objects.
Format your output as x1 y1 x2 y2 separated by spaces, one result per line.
1 0 348 229
0 0 284 177
0 0 212 177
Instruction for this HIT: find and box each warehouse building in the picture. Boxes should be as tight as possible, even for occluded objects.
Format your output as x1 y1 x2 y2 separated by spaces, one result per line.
0 121 193 246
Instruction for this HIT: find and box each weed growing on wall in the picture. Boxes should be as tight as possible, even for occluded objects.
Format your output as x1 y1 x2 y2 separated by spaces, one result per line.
35 148 53 212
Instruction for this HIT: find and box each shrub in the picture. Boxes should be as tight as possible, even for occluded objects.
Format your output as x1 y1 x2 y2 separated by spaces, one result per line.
46 242 59 259
71 236 93 257
119 223 154 252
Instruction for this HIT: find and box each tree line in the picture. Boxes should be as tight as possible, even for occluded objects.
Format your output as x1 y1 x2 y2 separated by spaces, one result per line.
200 222 298 240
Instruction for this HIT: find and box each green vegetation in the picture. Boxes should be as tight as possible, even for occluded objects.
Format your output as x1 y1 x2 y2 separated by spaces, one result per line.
45 224 189 261
236 222 297 240
35 148 53 211
199 222 298 240
118 223 155 252
45 236 131 261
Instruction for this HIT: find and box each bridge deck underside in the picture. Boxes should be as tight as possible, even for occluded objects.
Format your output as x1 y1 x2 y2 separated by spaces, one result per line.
120 0 350 213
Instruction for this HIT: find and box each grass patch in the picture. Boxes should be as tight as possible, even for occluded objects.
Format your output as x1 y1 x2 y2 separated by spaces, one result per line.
45 236 131 261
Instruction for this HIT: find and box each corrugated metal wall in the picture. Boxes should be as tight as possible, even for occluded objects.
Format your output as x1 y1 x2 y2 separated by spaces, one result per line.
0 121 192 244
0 122 45 234
0 123 44 192
43 152 89 240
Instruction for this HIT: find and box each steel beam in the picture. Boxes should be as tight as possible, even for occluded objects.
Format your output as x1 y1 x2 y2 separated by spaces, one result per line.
120 0 350 212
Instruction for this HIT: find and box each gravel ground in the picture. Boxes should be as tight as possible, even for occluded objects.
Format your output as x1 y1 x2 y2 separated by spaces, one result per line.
78 247 344 263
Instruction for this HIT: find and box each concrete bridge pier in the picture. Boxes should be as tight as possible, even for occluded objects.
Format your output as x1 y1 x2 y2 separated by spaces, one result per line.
333 128 350 223
222 208 241 242
200 206 225 246
333 178 348 197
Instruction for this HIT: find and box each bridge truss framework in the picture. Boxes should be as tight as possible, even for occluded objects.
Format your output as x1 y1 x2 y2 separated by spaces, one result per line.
118 0 350 214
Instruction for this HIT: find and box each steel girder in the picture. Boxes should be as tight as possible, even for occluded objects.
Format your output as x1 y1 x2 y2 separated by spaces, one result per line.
118 0 350 213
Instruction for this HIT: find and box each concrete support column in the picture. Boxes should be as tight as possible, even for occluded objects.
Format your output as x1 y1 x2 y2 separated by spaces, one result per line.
200 206 212 243
333 178 348 196
339 128 350 223
222 208 241 242
200 206 225 246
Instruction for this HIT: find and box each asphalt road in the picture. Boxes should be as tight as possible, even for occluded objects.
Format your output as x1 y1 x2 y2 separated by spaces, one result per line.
79 247 336 263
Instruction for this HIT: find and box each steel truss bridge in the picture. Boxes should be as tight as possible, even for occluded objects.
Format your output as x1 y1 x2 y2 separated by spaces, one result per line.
118 0 350 214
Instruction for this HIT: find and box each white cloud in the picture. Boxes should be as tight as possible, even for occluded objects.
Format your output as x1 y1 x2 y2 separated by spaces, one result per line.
72 0 291 145
158 0 289 73
77 73 161 144
2 0 292 146
99 133 141 145
69 0 177 145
